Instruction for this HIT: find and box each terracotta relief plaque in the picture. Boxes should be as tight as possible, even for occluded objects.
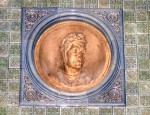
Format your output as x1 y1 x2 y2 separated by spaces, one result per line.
20 8 125 106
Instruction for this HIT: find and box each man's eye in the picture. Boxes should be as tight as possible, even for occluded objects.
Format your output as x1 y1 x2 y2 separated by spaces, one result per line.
82 50 86 53
74 49 77 53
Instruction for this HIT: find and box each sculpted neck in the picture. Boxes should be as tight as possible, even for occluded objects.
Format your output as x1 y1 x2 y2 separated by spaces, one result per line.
65 65 80 81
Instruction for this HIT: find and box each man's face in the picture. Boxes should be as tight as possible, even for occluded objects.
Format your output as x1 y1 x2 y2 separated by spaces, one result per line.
66 44 85 69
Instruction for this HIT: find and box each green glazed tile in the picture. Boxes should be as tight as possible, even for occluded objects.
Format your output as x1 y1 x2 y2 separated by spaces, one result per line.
37 0 47 7
110 4 122 9
148 11 150 21
0 80 7 92
87 107 99 115
148 22 150 33
124 1 135 9
138 59 149 70
125 58 137 69
9 56 20 68
47 107 60 115
0 0 11 7
124 11 135 22
85 0 98 8
60 3 73 8
124 35 136 45
11 21 21 31
125 46 137 57
8 69 19 80
61 0 72 3
148 2 150 10
99 0 109 8
61 107 73 115
0 44 9 57
126 107 139 115
74 107 87 115
8 106 19 115
33 107 46 115
0 32 9 43
140 95 150 106
11 9 21 20
99 107 112 115
149 34 150 44
47 0 59 7
113 107 125 115
10 32 20 43
137 22 148 33
8 94 19 105
136 10 147 21
61 0 73 8
9 81 19 92
21 107 33 114
126 82 138 94
138 71 150 81
139 82 150 94
124 23 136 33
139 107 150 115
126 95 139 106
126 70 137 82
137 46 149 58
0 21 9 31
0 0 6 7
24 0 36 7
0 57 8 68
136 0 147 10
0 9 11 20
11 0 22 8
74 0 84 8
110 0 123 9
10 43 20 56
0 107 7 115
0 94 7 107
137 34 149 45
0 69 8 79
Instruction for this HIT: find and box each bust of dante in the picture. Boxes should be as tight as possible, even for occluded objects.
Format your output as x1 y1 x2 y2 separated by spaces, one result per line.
60 33 87 81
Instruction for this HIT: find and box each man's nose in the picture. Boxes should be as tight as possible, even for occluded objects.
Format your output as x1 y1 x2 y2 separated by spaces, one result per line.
76 50 82 55
77 52 83 57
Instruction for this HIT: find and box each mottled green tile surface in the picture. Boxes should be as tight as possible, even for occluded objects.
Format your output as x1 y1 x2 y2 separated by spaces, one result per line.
0 0 149 114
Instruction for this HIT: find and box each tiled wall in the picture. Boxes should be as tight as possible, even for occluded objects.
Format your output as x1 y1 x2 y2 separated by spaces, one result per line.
0 0 149 115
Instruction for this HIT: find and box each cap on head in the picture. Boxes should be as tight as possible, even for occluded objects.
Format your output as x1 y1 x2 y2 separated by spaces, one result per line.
60 33 87 64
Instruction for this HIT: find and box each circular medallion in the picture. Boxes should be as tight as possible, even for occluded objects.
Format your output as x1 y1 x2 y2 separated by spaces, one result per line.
26 10 38 22
26 11 119 98
106 12 118 23
109 88 121 100
34 20 111 92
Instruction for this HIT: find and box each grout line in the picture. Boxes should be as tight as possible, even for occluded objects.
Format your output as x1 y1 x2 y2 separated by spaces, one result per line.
60 107 61 115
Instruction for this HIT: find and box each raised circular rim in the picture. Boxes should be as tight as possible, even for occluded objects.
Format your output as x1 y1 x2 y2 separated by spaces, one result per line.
25 11 119 99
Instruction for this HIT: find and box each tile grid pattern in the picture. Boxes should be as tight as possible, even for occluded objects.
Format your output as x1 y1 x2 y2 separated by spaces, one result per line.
0 0 149 115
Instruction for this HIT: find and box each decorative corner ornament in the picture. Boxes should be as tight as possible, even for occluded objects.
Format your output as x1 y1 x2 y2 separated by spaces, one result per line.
20 7 125 106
